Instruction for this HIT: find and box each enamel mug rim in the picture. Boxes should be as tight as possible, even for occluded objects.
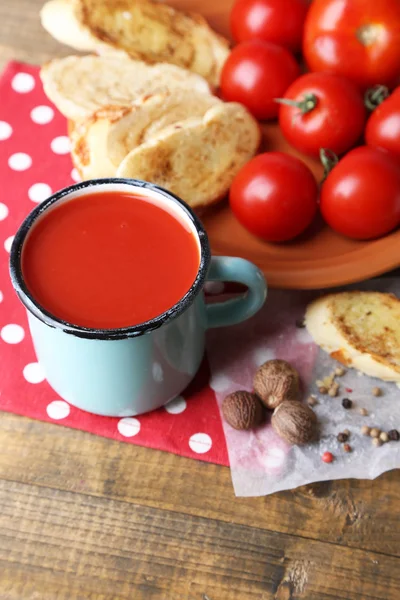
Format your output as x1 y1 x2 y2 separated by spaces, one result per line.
9 178 211 341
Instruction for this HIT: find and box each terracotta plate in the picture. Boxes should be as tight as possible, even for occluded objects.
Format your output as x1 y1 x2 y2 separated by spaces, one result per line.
170 0 400 289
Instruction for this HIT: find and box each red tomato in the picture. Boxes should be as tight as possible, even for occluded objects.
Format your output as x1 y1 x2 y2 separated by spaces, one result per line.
230 152 318 242
320 146 400 240
365 87 400 160
220 40 300 120
303 0 400 89
278 73 366 157
230 0 309 53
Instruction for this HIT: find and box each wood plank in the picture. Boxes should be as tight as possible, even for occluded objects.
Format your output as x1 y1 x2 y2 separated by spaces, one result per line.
0 413 399 558
0 478 398 600
0 0 71 70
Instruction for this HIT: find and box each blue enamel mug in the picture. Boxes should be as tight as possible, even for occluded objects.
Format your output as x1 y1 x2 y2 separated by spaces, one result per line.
10 179 267 417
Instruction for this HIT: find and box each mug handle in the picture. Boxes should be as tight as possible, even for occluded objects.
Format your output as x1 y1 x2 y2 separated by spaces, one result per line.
205 257 267 329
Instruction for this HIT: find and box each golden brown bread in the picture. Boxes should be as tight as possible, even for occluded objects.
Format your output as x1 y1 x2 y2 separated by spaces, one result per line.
116 103 261 209
70 90 221 180
40 0 230 85
306 291 400 382
40 54 212 120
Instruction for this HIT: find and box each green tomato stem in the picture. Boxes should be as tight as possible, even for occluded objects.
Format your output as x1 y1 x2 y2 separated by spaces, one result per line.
364 85 390 111
274 93 318 114
320 149 339 181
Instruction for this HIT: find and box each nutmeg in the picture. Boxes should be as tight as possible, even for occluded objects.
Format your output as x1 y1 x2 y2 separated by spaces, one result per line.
253 359 300 410
222 391 263 431
271 401 317 445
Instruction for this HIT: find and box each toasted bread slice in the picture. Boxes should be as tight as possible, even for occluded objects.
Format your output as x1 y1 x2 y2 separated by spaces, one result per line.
107 90 221 167
40 0 230 85
40 0 105 51
305 291 400 382
70 90 220 180
116 103 261 209
40 54 212 120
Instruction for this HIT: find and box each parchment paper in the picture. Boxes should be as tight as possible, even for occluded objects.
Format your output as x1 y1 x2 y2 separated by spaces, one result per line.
206 279 400 497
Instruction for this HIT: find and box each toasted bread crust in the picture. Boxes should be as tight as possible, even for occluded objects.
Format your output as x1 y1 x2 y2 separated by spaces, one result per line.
40 0 230 85
329 292 400 374
116 103 261 209
306 291 400 382
40 54 212 120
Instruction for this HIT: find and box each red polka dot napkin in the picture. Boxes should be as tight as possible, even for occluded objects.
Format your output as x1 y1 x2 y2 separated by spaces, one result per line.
0 61 229 466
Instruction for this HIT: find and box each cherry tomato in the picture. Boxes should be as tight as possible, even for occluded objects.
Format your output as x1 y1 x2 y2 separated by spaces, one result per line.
303 0 400 89
320 146 400 240
230 0 309 53
220 40 300 120
230 152 318 242
278 73 366 157
365 86 400 160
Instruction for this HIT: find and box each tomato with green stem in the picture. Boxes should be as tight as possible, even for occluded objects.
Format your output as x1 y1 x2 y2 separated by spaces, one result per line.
320 146 400 240
365 86 400 160
277 72 367 157
303 0 400 89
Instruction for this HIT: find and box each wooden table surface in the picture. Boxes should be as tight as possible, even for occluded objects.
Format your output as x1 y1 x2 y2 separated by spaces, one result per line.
1 2 400 599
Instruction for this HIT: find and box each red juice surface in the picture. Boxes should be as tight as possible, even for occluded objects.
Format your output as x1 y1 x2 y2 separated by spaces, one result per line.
22 191 200 329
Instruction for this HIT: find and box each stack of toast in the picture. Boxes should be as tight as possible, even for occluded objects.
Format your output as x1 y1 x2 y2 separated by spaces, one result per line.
40 0 261 209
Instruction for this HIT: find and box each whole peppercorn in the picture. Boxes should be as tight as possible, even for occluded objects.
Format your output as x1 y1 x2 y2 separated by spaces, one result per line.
370 428 381 438
361 425 371 436
388 429 400 441
380 432 389 443
372 387 382 397
335 367 346 377
372 438 383 447
359 408 368 416
322 451 334 463
343 429 350 436
319 386 328 395
222 391 263 430
337 432 349 443
342 398 352 409
343 444 352 453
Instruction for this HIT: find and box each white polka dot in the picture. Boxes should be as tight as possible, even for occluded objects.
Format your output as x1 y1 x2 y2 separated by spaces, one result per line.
30 105 54 125
209 373 232 393
0 203 9 221
204 281 225 295
0 291 3 303
152 362 164 382
11 72 35 93
189 432 212 454
51 136 70 155
263 447 286 469
28 183 52 203
0 121 12 140
1 324 25 344
71 167 81 182
8 152 32 171
117 417 141 437
23 362 45 384
165 395 187 414
4 236 14 253
46 400 70 420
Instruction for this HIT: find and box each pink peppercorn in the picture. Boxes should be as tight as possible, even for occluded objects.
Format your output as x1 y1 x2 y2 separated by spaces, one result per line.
322 451 334 463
